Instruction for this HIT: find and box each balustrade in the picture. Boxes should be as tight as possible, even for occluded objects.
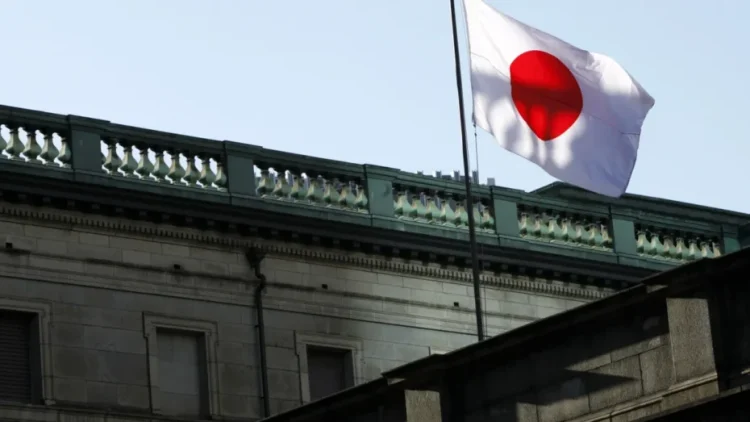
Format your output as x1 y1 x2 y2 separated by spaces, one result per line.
392 188 494 232
0 124 71 167
635 228 721 262
517 206 613 250
0 104 743 267
99 137 227 190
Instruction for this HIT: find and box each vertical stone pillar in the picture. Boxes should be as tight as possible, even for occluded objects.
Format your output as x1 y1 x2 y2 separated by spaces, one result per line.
67 115 110 176
666 291 719 382
490 187 520 237
364 165 398 218
721 224 741 255
223 141 262 198
405 389 443 422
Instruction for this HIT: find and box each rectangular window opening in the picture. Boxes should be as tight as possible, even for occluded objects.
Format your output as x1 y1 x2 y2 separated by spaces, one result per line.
306 345 354 402
0 310 36 404
155 328 210 418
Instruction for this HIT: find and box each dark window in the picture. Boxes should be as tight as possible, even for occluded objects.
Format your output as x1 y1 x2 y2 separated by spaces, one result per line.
156 328 209 417
307 345 353 401
0 311 34 403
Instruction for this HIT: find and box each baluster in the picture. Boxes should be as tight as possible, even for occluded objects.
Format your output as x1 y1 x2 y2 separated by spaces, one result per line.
481 205 494 230
661 235 675 258
353 184 368 210
687 238 701 260
305 176 325 203
559 216 571 242
453 200 469 227
471 201 482 229
22 128 42 163
440 197 456 225
589 221 603 247
323 177 341 205
578 219 592 244
394 190 407 216
0 125 7 157
57 135 71 167
198 155 217 188
102 138 122 175
118 142 138 177
636 229 649 254
424 193 440 223
518 212 530 236
339 181 357 208
289 172 304 200
571 219 585 244
413 192 427 221
674 237 689 261
545 213 562 241
601 223 613 248
213 160 228 190
700 241 713 258
135 145 155 180
5 126 25 160
273 170 292 199
647 231 664 256
167 151 186 184
530 212 543 239
39 130 60 166
257 169 274 195
712 241 722 257
183 154 200 186
152 148 170 182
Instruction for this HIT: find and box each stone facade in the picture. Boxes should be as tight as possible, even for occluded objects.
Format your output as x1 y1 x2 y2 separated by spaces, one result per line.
0 204 595 421
262 248 750 422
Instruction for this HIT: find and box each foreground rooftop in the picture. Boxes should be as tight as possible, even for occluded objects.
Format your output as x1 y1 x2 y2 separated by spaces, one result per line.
261 247 750 422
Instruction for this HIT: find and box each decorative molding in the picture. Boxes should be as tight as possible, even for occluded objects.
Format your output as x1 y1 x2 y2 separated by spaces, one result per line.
0 259 518 337
294 332 364 404
0 297 55 405
0 204 614 300
142 313 220 419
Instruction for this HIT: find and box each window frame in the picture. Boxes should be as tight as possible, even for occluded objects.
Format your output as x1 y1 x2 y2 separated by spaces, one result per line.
294 332 363 404
0 298 54 405
142 313 220 418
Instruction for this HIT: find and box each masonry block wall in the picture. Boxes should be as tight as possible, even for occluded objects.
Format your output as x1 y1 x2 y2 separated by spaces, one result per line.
457 299 672 422
0 203 598 420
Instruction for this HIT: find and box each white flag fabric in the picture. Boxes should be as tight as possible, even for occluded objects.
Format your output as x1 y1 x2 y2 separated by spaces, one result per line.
463 0 654 197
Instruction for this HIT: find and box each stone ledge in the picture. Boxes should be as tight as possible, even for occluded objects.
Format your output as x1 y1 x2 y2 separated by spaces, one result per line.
0 205 614 300
0 252 515 336
567 372 720 422
0 402 259 422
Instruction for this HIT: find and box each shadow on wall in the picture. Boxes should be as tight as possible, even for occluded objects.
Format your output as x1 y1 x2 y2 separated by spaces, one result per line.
444 299 670 422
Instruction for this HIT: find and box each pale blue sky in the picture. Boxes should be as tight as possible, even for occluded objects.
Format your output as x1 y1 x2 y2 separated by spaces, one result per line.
3 1 747 211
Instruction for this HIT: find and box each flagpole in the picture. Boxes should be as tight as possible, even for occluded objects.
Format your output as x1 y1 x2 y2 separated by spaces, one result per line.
449 0 485 342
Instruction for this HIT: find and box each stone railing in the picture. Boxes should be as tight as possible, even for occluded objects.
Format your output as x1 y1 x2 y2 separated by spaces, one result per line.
391 172 495 233
0 104 745 268
517 202 613 250
101 124 228 190
253 148 368 213
635 225 722 263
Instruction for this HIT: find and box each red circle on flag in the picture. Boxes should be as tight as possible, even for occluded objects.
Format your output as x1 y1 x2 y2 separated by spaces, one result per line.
510 50 583 141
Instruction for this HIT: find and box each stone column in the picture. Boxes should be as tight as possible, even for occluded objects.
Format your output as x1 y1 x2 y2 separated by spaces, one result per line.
405 389 443 422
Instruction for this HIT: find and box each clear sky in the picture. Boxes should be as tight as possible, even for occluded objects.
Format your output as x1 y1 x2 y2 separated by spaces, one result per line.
4 1 747 212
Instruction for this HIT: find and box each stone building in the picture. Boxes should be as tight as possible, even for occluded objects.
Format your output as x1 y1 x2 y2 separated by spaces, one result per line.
262 246 750 422
0 104 748 421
